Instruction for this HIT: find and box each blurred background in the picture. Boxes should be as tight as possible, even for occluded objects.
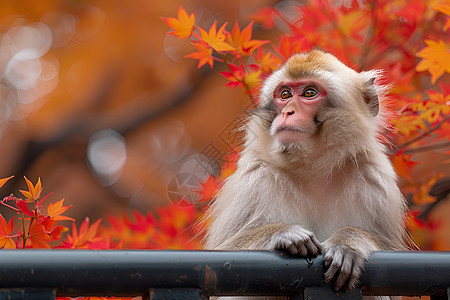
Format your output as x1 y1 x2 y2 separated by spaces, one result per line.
0 0 448 250
0 0 269 219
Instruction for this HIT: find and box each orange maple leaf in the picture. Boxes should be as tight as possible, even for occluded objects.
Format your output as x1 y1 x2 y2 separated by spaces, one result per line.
100 211 158 249
20 177 42 203
63 217 103 248
195 176 222 203
420 101 449 124
413 173 445 205
392 151 419 182
161 6 195 39
392 115 428 136
156 202 197 232
185 42 214 69
274 35 305 61
0 214 16 249
432 1 450 31
47 199 74 221
416 40 450 84
220 152 239 180
338 10 368 40
252 48 281 73
405 211 426 233
198 21 235 52
0 176 14 190
226 21 269 58
29 223 52 249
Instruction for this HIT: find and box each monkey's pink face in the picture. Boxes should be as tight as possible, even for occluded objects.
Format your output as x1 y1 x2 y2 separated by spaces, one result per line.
271 79 327 144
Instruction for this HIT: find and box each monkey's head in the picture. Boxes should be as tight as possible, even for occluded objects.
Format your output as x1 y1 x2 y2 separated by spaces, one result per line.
249 50 387 169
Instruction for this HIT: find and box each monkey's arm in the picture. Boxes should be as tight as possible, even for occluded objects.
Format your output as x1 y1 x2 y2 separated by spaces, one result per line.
216 223 322 256
322 227 394 292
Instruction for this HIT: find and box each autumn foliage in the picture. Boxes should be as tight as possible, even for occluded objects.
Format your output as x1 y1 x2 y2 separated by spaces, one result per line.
0 176 201 250
162 0 449 248
0 0 448 260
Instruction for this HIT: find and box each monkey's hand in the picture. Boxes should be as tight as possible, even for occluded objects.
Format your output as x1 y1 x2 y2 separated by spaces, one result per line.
322 227 379 291
268 225 322 256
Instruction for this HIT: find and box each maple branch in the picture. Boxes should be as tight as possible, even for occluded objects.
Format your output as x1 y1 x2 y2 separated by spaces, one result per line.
222 55 256 104
20 212 26 248
405 141 450 154
396 114 450 150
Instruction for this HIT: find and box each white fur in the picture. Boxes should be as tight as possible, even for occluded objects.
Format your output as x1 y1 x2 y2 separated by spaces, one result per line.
203 51 406 300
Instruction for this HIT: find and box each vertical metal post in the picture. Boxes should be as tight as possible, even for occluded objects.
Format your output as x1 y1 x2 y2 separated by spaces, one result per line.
304 287 362 300
149 288 207 300
0 288 55 300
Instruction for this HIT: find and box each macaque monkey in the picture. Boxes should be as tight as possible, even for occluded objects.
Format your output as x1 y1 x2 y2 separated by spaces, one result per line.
204 50 408 299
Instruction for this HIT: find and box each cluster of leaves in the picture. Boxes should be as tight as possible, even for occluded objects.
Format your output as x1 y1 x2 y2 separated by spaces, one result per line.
99 201 202 250
0 176 202 251
163 0 450 246
0 177 203 300
0 0 448 254
0 176 73 249
0 4 447 300
162 7 280 97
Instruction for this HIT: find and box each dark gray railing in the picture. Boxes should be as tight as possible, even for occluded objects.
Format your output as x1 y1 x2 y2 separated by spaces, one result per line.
0 250 448 299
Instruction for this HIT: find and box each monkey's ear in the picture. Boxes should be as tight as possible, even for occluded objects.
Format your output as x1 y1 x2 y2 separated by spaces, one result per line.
363 77 379 117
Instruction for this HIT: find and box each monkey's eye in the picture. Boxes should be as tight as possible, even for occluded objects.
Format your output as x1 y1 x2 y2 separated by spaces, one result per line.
303 88 318 98
280 89 292 99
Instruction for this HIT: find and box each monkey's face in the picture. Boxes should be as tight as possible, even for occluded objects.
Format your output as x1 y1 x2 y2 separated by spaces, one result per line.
252 49 382 161
270 78 327 144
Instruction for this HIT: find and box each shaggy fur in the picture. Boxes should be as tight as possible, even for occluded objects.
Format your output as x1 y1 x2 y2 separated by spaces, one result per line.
203 50 407 300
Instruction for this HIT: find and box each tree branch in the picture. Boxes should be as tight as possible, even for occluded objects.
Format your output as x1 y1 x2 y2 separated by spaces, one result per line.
405 141 450 154
396 115 450 150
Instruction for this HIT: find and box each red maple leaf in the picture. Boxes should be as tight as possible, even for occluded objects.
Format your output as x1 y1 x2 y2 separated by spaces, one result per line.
0 214 16 249
249 7 278 30
29 223 52 249
195 176 222 203
16 200 35 217
61 217 103 249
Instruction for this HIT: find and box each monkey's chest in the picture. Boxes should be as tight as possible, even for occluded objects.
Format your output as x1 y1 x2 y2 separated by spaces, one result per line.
268 185 357 242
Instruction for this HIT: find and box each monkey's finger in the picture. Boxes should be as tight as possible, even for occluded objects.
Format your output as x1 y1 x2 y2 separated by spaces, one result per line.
346 255 365 290
274 237 292 250
323 246 334 267
334 253 352 291
324 253 343 284
304 238 320 256
310 236 322 253
287 243 299 255
323 252 332 267
297 242 309 256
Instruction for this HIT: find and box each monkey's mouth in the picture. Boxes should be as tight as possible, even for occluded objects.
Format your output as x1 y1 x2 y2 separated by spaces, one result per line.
276 125 307 134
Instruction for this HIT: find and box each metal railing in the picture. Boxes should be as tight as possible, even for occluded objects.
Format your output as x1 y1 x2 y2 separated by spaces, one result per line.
0 250 448 299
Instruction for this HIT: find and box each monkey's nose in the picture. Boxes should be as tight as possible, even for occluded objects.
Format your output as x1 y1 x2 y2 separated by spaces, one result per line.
282 109 295 117
281 101 297 117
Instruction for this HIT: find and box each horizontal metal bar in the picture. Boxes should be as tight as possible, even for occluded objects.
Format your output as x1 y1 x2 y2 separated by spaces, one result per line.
0 250 447 297
0 288 55 300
